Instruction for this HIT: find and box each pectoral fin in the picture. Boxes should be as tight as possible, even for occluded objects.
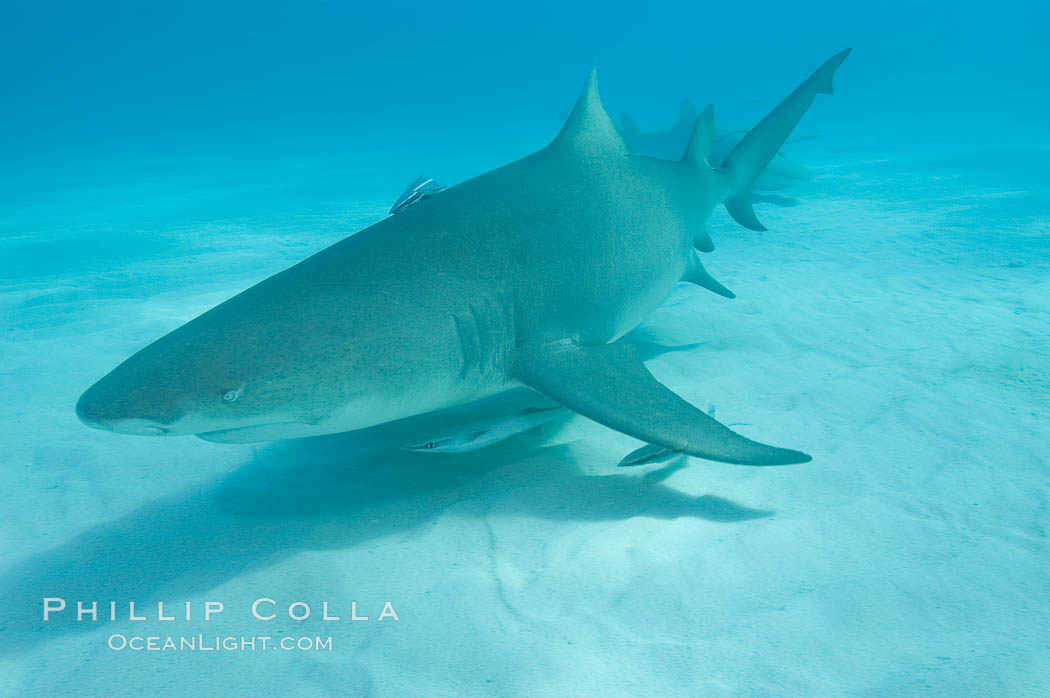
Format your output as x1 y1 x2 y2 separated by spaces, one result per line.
516 341 810 466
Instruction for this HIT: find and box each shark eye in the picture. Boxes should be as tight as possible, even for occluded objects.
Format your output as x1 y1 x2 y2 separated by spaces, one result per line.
425 442 435 449
221 389 241 403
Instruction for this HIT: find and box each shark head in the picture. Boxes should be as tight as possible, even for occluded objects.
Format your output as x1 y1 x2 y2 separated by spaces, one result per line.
75 303 336 438
74 267 454 442
77 341 266 437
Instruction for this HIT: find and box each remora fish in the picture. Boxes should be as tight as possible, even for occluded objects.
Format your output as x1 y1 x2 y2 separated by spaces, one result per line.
390 174 446 215
402 405 568 453
76 50 850 465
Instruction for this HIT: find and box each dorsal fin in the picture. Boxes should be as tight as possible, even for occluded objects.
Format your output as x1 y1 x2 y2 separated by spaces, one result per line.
552 67 631 155
682 104 716 167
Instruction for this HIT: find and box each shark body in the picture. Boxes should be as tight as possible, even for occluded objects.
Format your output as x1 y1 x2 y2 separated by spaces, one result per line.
77 50 850 465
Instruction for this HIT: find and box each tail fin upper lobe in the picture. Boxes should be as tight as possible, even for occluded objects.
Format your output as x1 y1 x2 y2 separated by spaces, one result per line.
722 49 851 231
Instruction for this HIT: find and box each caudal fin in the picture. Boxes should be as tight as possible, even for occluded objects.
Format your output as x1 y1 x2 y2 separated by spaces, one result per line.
722 49 850 231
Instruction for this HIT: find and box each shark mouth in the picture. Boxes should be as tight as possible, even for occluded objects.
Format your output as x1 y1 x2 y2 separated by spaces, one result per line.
196 421 320 444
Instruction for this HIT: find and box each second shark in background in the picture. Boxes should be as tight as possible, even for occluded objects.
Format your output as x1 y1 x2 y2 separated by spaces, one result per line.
620 98 816 196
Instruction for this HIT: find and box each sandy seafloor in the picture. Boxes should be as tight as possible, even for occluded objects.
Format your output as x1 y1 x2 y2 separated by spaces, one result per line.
1 141 1048 696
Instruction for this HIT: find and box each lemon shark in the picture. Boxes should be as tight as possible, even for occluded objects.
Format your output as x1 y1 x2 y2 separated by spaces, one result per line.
76 49 850 466
619 99 701 161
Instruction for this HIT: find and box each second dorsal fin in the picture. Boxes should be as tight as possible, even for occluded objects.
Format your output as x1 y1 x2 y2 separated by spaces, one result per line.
683 104 717 166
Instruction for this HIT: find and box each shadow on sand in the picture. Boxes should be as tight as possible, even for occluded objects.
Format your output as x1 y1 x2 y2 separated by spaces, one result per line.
0 416 771 655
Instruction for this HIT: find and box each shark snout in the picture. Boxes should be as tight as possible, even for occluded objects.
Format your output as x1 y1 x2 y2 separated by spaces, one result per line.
76 383 175 436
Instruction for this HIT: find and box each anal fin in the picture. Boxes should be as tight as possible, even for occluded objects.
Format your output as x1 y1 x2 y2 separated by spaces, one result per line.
516 341 810 466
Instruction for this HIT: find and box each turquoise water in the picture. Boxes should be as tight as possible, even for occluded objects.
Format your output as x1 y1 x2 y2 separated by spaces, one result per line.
2 1 1049 695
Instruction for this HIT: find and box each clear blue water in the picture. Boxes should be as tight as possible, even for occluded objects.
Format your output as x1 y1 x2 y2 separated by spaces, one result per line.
2 1 1049 695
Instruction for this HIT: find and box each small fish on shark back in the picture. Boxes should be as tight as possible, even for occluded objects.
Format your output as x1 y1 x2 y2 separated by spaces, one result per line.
390 174 446 215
